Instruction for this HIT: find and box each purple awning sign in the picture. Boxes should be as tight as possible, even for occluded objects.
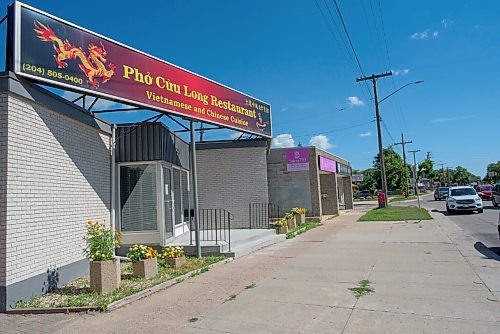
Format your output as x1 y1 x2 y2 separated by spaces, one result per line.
286 148 309 172
319 156 337 173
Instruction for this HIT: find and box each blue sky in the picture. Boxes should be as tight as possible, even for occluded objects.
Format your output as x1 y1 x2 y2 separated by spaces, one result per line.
1 1 497 176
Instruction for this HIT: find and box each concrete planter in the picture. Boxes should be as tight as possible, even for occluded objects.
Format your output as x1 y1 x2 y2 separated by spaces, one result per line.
166 256 187 268
90 258 121 293
295 214 306 225
287 218 297 229
133 257 157 279
276 225 288 234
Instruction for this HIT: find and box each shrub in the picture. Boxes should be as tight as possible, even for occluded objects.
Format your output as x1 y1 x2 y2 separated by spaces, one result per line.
291 207 307 215
127 244 158 263
84 221 121 262
158 246 185 259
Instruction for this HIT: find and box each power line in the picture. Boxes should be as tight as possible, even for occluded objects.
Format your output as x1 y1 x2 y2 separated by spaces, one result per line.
293 119 375 138
313 0 373 103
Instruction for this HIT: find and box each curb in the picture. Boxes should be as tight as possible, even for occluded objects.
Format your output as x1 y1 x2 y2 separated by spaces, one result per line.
6 306 100 315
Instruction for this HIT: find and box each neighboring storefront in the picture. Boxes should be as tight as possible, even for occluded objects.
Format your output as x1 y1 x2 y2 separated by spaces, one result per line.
267 147 353 218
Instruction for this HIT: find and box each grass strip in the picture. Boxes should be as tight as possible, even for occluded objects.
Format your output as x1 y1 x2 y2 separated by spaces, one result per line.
358 205 433 221
286 220 321 239
16 256 226 310
389 195 417 203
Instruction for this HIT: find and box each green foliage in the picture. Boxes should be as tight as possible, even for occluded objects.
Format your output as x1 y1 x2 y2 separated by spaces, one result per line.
348 280 374 298
84 221 121 262
126 245 158 263
373 148 409 191
357 168 378 192
452 166 479 185
485 161 500 183
418 158 437 179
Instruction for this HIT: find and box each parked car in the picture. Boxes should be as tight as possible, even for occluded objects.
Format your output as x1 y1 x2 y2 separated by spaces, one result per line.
446 186 483 214
434 187 449 201
354 190 373 199
492 183 500 207
476 184 493 201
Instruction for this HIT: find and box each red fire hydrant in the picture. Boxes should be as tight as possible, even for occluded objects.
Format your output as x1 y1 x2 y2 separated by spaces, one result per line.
378 192 386 208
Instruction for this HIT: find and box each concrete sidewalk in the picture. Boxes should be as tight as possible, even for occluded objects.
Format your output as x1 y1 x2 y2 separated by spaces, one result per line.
2 210 500 333
182 211 500 333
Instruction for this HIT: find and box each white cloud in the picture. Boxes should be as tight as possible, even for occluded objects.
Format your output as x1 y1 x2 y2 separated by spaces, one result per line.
359 132 372 137
280 107 288 112
441 19 453 28
272 134 295 148
411 31 428 40
347 96 364 107
309 135 334 151
429 115 476 123
411 30 438 40
392 68 410 76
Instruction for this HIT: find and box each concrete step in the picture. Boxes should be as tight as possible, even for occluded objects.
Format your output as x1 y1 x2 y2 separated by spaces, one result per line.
224 230 286 258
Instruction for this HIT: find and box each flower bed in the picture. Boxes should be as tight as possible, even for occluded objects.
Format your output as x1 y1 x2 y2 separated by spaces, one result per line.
16 256 226 310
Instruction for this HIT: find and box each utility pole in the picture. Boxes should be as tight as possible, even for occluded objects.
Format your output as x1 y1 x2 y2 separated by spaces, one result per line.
409 149 421 208
357 71 393 205
426 151 432 161
437 163 445 186
393 133 412 197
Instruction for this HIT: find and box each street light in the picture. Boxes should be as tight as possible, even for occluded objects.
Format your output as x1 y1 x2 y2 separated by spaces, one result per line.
379 80 424 104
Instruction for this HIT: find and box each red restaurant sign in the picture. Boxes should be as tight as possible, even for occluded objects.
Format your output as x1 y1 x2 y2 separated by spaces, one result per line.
11 2 272 137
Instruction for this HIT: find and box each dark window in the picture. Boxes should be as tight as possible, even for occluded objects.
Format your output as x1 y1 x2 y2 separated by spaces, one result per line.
120 164 158 231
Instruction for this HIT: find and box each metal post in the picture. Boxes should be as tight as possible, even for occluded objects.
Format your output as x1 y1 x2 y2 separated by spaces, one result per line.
409 150 421 208
111 125 116 254
190 121 201 258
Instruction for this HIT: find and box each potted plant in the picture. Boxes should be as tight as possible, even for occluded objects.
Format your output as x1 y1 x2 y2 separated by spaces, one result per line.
84 220 122 293
275 219 288 234
127 245 158 279
292 207 307 225
159 246 186 268
284 212 296 229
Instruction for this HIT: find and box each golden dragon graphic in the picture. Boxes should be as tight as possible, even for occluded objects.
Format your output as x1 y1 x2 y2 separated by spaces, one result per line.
33 21 115 88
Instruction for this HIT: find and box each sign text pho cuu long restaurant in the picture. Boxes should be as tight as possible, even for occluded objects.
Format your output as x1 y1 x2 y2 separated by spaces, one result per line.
11 2 272 137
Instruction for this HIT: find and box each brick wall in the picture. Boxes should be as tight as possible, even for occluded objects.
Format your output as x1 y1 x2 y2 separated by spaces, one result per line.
197 144 268 229
2 92 111 286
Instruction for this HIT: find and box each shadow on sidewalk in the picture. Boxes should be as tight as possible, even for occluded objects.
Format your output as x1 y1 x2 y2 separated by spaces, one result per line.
474 242 500 261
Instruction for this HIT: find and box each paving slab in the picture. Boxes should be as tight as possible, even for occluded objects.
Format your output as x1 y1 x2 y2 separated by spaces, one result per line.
344 309 500 334
184 299 351 334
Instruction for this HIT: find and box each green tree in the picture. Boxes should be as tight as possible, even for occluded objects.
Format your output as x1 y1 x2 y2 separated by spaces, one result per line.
418 159 437 180
373 148 407 191
357 168 377 192
451 166 479 185
485 161 500 183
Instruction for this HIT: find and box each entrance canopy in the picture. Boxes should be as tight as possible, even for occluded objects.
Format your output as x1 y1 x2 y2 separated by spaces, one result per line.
7 2 272 139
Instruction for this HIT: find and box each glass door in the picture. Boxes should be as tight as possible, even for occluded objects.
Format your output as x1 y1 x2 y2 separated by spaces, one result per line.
163 166 174 240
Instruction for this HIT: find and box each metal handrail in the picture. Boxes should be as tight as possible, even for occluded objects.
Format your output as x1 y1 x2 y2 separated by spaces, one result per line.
190 208 232 252
249 203 280 229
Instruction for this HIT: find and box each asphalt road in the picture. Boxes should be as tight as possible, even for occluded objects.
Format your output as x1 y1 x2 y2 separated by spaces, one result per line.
418 193 500 249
